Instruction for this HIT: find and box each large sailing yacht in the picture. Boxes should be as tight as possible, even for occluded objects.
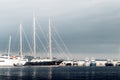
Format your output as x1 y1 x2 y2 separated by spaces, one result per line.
25 16 63 66
0 24 28 66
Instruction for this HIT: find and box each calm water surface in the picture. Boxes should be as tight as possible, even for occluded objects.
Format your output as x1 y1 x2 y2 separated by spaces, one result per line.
0 66 120 80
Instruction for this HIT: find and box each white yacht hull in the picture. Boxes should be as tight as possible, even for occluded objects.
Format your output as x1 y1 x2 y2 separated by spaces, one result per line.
0 59 18 66
0 57 28 66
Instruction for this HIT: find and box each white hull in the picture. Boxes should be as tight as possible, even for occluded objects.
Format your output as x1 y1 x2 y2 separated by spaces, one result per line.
14 58 28 66
31 58 52 62
60 60 74 66
0 58 18 66
0 56 28 66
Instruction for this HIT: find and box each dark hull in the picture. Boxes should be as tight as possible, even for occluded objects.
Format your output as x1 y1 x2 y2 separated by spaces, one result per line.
105 63 114 66
24 60 63 66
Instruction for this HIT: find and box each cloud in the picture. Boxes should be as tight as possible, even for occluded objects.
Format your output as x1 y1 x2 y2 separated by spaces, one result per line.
0 0 120 58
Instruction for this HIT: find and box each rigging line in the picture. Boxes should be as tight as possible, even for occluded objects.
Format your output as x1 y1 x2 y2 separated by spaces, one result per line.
32 15 48 57
52 36 69 58
35 17 48 43
38 24 48 43
52 25 72 58
36 32 48 56
118 47 120 60
52 31 69 58
52 25 67 49
48 24 66 58
22 27 33 54
11 27 19 53
52 26 70 53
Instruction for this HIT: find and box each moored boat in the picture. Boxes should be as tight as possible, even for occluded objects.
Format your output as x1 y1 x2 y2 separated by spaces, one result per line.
25 15 63 66
105 59 114 66
90 58 96 67
83 58 90 66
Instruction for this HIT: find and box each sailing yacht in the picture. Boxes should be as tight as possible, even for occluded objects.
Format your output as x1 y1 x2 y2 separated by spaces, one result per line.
0 36 18 66
25 16 63 66
0 24 28 66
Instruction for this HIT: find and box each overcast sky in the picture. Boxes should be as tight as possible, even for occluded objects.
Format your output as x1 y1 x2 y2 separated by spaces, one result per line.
0 0 120 59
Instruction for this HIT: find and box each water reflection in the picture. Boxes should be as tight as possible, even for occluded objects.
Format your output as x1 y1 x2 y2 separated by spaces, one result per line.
0 67 120 80
0 67 13 80
0 66 53 80
32 67 36 79
48 67 52 80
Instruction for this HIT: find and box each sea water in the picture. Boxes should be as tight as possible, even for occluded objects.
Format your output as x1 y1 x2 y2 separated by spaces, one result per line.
0 66 120 80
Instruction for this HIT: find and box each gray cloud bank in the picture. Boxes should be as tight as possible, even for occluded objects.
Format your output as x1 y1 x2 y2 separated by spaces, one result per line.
0 0 120 59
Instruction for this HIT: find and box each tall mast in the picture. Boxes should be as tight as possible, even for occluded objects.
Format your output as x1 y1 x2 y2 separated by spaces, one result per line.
8 35 11 59
20 24 23 58
49 18 52 60
33 14 36 58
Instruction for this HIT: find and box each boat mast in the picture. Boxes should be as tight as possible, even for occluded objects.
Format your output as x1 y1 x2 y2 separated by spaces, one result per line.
49 18 52 60
8 35 11 59
33 14 36 58
20 24 23 58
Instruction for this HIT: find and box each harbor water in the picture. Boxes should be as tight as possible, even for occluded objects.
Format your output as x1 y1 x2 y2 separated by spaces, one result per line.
0 66 120 80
